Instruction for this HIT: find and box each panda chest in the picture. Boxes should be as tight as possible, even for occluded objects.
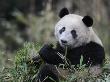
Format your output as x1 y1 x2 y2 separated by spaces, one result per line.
66 46 88 65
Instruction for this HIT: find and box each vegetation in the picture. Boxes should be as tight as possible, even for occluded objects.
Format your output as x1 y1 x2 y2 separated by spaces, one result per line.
0 42 110 82
0 42 41 82
0 0 110 82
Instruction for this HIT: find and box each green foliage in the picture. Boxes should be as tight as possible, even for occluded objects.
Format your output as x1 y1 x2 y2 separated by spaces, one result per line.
62 55 110 82
0 42 42 82
0 42 110 82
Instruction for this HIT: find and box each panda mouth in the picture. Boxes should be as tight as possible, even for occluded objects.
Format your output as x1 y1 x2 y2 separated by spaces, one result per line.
59 40 71 48
61 43 70 47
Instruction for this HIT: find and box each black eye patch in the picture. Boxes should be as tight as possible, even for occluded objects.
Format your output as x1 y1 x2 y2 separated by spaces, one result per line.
71 30 77 39
59 27 65 34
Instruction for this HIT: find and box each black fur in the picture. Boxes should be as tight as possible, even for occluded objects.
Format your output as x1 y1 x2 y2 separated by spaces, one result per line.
56 41 105 66
82 16 93 27
35 64 59 82
39 44 64 65
59 27 65 34
37 42 105 82
71 30 77 39
59 8 69 18
39 42 105 66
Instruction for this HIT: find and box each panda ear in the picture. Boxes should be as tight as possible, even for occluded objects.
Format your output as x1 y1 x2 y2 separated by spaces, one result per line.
82 16 93 27
59 8 69 18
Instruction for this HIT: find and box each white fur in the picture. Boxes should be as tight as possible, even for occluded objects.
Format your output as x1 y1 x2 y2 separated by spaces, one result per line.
55 14 103 48
89 28 103 46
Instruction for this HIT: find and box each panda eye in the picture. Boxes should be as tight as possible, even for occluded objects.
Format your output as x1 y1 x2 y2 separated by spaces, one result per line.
71 30 77 39
59 27 65 34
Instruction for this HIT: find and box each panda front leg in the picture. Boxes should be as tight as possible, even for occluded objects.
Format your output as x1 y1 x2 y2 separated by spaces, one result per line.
35 63 59 82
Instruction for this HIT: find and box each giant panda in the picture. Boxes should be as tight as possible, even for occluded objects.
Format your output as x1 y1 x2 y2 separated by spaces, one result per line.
35 8 105 82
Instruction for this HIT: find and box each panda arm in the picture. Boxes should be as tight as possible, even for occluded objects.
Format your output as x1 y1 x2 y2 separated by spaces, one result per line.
84 42 105 66
82 42 105 76
39 44 64 65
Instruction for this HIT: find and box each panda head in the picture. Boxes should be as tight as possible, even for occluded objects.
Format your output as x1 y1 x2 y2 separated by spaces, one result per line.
55 8 94 48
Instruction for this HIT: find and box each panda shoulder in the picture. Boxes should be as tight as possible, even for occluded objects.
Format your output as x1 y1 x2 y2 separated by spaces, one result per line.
89 28 103 47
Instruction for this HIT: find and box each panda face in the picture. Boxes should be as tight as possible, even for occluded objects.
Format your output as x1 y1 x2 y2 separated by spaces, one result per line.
55 14 92 48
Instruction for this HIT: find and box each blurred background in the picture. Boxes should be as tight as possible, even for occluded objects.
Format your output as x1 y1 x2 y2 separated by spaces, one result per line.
0 0 110 67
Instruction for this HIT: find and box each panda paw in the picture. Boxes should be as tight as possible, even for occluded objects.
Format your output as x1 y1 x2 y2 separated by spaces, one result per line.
39 43 64 65
39 43 54 57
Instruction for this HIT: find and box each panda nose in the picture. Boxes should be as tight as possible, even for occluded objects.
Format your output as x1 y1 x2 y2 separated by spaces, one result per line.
61 40 67 44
